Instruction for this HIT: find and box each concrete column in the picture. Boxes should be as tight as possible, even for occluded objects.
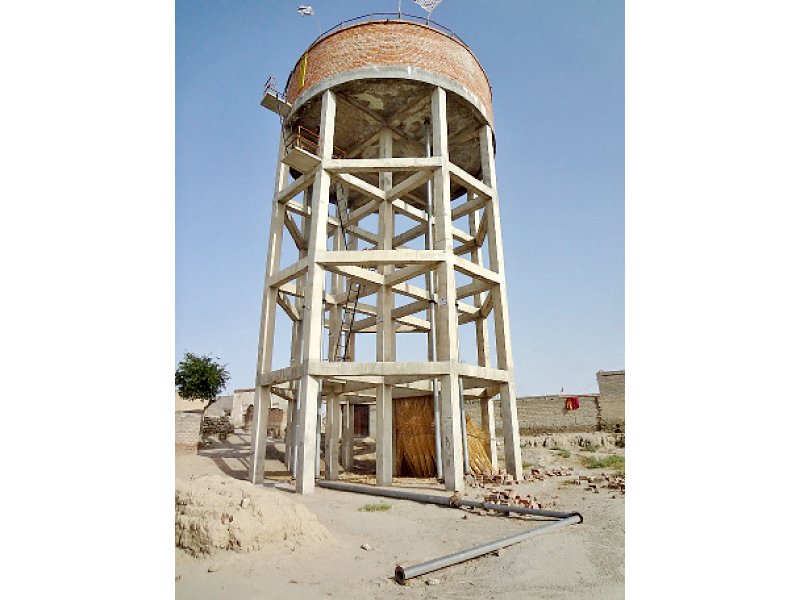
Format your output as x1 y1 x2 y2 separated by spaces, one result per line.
285 398 294 469
231 393 244 428
376 385 393 486
325 395 342 480
342 401 354 470
479 124 522 480
431 86 464 492
250 128 289 485
375 127 395 486
469 200 498 471
295 90 337 494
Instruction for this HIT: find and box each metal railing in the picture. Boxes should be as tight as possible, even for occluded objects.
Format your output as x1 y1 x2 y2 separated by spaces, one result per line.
313 12 468 48
284 125 346 159
263 75 287 102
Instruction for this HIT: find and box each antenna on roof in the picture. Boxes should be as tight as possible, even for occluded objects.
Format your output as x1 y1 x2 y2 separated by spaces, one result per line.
413 0 443 24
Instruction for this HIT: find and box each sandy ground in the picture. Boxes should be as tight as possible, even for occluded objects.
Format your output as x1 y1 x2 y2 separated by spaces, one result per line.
175 431 624 599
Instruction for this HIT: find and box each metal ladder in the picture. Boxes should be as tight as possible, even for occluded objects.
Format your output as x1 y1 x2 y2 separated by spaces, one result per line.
332 194 360 362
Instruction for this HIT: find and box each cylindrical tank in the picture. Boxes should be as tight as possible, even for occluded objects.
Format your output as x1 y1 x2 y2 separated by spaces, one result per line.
281 19 494 197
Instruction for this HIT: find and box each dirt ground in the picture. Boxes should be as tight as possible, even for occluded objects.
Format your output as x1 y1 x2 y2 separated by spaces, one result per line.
175 430 624 599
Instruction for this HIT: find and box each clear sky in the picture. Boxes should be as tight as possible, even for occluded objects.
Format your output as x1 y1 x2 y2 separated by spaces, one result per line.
176 0 624 396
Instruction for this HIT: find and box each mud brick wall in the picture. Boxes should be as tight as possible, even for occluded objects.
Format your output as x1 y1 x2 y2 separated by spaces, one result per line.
516 396 600 435
267 408 286 437
202 415 234 437
597 371 625 432
467 396 600 436
175 412 202 449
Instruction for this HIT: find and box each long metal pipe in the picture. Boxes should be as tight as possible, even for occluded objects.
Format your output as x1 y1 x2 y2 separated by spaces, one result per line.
317 480 582 521
424 119 443 480
395 515 582 584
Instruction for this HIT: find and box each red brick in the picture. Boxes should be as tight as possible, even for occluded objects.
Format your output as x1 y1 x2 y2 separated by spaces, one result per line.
285 21 494 120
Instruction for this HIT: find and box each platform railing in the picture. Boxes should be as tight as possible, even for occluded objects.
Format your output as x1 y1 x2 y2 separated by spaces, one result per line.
284 125 346 160
313 12 467 47
263 76 287 103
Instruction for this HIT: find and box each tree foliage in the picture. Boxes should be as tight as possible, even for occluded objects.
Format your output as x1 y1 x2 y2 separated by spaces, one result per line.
175 352 230 403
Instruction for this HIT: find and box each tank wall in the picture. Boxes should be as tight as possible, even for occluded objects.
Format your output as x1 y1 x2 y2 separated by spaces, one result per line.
286 21 492 120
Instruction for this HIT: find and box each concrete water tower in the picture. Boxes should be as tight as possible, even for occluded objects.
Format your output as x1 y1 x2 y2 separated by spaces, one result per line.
250 14 523 494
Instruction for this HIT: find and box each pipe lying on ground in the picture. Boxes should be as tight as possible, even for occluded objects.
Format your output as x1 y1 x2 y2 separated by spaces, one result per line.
317 480 583 522
394 514 582 584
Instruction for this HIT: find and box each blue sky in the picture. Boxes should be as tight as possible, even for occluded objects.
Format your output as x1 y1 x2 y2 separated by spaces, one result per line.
176 0 624 396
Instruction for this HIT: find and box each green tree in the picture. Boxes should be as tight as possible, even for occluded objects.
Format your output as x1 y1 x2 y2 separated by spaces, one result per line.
175 352 230 404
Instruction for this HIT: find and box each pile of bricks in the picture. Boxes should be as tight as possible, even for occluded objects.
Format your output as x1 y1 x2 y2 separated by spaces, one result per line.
480 488 558 510
576 473 625 495
484 488 532 508
468 466 575 488
525 467 574 482
469 469 520 486
202 415 235 439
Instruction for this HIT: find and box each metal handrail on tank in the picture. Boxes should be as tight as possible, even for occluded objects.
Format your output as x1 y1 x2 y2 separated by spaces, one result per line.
263 76 286 102
284 125 346 159
314 12 467 47
283 12 490 99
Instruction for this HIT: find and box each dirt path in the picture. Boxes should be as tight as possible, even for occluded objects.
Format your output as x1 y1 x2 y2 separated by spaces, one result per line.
175 431 624 599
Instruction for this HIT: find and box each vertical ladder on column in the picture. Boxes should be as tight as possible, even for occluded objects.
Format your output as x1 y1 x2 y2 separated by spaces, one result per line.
333 196 360 362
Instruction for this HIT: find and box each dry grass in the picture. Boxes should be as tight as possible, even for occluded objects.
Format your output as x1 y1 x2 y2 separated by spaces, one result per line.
582 455 625 474
359 502 391 512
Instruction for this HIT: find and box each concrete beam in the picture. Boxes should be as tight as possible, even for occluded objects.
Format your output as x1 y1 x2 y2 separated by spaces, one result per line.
449 161 495 200
455 279 493 300
317 249 446 266
267 256 310 289
386 170 433 202
259 363 306 386
452 255 502 285
276 292 300 321
308 360 453 378
284 213 307 251
393 222 428 248
324 264 384 287
332 172 386 203
337 93 426 154
324 157 441 174
384 260 441 287
276 169 317 204
452 194 488 221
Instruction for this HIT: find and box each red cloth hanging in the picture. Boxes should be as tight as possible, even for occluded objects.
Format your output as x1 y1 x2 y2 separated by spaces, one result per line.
565 396 580 410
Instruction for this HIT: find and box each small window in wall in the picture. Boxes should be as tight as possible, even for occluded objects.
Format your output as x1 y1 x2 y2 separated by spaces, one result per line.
353 405 370 437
